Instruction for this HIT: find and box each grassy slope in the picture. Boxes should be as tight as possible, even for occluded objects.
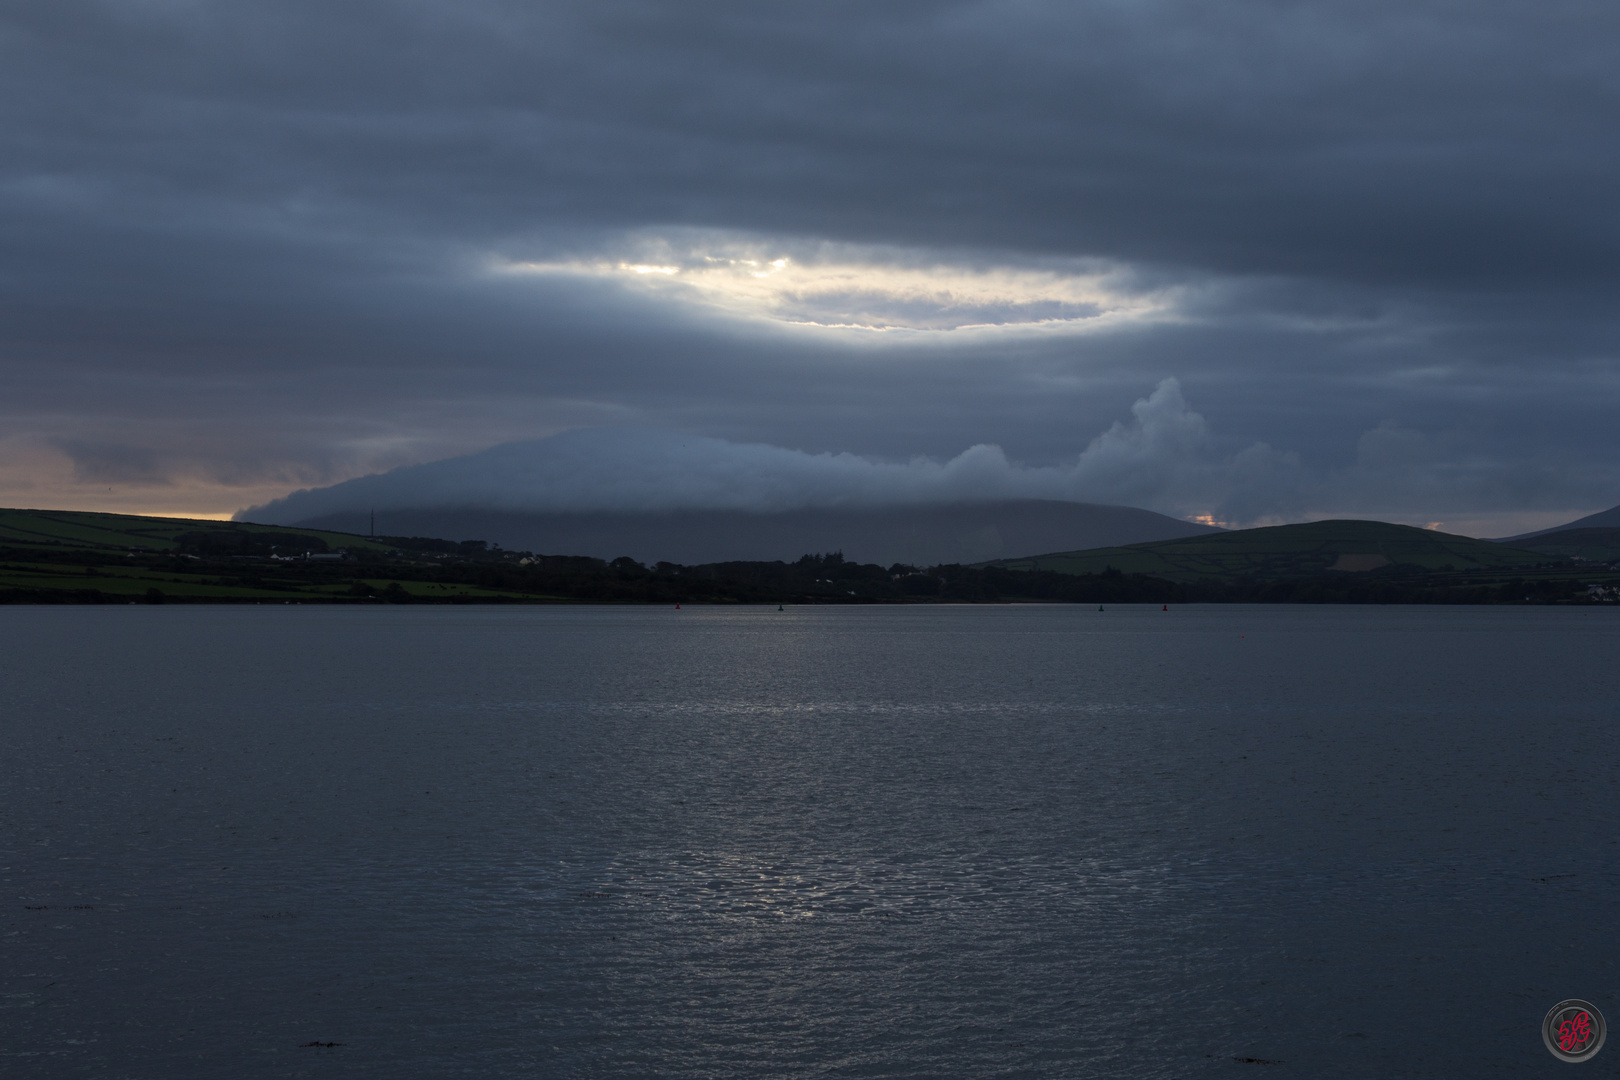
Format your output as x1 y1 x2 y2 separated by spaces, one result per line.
984 519 1552 581
0 507 390 554
0 507 537 602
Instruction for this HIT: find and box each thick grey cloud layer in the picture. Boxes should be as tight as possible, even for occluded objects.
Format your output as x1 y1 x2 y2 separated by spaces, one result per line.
248 379 1246 519
247 380 1592 533
3 2 1619 530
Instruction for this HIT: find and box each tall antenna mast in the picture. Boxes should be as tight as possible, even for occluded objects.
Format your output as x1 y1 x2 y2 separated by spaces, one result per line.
370 509 374 537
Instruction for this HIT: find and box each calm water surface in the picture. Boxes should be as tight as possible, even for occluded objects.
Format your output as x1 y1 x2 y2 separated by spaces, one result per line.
3 604 1619 1078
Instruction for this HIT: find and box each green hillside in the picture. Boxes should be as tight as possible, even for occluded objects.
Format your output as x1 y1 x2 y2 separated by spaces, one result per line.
0 507 390 555
984 519 1552 581
0 507 546 603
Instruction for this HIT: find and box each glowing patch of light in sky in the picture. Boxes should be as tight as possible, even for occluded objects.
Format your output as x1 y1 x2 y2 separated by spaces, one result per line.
496 233 1182 335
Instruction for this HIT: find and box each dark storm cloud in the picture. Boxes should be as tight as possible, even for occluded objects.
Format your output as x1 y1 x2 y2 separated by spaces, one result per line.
11 0 1607 284
2 1 1618 527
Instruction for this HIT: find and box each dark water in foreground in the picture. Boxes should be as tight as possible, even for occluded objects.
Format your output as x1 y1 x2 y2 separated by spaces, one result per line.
3 604 1619 1078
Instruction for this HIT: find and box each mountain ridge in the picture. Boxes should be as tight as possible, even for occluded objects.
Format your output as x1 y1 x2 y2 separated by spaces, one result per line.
1494 503 1620 542
982 519 1550 582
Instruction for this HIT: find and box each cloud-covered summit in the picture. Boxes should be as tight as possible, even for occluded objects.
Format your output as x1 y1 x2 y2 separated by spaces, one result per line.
243 373 1619 539
246 380 1239 522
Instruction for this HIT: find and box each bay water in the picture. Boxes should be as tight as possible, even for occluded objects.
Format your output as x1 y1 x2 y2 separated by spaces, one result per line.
3 604 1618 1078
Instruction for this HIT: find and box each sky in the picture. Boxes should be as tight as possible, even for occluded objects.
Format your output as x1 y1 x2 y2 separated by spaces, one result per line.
4 1 1619 536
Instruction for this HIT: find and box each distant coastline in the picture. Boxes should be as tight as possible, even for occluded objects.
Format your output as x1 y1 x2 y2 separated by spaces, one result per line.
2 506 1617 606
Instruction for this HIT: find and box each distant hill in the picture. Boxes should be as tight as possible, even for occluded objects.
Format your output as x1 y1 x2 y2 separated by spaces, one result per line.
280 500 1222 567
983 519 1550 582
1497 503 1620 541
1510 527 1620 563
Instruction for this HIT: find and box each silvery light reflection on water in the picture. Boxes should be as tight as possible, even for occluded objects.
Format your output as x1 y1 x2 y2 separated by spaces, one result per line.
2 604 1618 1078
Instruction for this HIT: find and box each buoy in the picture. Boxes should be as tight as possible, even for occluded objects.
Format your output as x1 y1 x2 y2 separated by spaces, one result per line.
778 604 784 611
675 603 680 609
1098 605 1104 612
1163 604 1168 611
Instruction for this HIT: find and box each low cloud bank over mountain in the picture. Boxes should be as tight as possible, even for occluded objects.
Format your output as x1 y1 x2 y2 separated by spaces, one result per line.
240 380 1255 563
243 380 1273 523
240 373 1616 548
